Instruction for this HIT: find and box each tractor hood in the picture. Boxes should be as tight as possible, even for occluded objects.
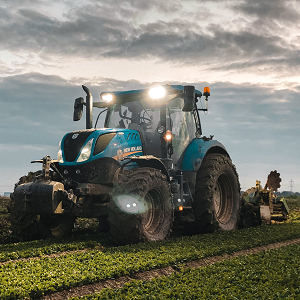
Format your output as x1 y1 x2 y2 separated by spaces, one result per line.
59 128 143 166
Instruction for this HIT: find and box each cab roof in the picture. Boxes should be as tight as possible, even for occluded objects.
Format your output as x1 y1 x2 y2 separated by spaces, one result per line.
94 85 202 108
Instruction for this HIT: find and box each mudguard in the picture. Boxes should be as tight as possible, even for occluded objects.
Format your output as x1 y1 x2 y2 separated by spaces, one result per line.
176 138 229 198
123 155 169 180
179 138 229 172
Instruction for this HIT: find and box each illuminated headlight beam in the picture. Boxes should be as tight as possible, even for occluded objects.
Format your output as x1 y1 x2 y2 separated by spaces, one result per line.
76 138 94 162
148 86 166 100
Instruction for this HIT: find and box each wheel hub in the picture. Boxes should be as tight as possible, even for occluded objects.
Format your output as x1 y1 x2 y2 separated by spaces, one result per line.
142 189 163 234
213 173 234 224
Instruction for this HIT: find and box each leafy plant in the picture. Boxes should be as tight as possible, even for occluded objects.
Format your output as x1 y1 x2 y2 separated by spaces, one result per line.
74 243 300 299
1 223 300 299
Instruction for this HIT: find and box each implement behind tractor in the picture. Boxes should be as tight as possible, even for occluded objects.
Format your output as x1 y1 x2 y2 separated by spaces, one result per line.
241 171 289 227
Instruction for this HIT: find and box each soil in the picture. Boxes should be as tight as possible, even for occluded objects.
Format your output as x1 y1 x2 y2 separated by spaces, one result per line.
39 237 300 300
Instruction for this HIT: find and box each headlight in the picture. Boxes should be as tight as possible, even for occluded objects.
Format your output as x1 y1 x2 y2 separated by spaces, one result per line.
57 141 63 163
76 138 94 162
148 86 166 99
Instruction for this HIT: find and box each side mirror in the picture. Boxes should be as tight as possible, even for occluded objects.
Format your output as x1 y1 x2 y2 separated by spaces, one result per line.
73 97 84 121
182 85 195 112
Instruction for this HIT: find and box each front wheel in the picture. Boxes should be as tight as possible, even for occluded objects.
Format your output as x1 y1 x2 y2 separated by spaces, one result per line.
37 215 75 238
108 168 173 245
193 154 241 233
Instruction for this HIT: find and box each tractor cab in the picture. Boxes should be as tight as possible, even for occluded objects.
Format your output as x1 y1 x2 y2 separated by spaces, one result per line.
76 85 207 169
104 90 198 164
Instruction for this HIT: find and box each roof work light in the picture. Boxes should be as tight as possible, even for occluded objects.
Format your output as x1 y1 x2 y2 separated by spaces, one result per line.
101 93 114 103
148 86 166 100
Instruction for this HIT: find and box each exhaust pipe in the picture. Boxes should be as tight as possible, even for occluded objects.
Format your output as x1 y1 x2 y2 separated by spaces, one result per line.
82 85 93 129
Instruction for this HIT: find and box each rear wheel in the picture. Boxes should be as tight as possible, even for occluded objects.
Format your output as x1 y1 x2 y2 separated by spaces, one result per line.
193 154 240 233
108 167 173 245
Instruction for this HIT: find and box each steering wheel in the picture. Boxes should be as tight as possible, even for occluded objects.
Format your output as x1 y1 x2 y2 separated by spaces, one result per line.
140 111 152 126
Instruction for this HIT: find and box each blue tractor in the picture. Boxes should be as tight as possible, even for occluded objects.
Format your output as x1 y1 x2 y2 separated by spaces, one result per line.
9 85 240 244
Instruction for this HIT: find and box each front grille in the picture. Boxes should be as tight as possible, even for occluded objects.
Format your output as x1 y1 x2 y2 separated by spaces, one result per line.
63 130 94 162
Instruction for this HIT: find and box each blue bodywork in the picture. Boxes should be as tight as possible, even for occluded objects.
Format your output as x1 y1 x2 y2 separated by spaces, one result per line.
180 139 228 172
60 128 143 166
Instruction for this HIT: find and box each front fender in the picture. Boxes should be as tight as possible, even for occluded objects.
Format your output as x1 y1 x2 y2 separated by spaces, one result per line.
122 155 170 181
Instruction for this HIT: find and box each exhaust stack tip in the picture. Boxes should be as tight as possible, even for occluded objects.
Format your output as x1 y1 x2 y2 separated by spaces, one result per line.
82 85 93 129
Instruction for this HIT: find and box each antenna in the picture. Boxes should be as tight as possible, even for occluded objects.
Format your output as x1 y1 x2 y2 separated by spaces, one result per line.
288 179 295 193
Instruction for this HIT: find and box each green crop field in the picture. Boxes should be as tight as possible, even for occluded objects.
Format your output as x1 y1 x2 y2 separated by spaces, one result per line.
74 242 300 300
0 196 9 216
0 197 10 244
1 222 300 298
0 195 300 299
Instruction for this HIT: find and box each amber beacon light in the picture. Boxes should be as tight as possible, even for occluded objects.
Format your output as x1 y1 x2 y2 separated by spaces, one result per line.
203 87 210 99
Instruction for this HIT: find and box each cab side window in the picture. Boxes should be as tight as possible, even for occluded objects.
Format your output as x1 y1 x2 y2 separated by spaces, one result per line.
168 98 196 162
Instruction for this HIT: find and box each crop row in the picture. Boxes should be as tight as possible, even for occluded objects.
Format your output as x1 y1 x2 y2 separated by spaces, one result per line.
0 233 106 262
1 221 300 263
74 242 300 300
1 223 300 299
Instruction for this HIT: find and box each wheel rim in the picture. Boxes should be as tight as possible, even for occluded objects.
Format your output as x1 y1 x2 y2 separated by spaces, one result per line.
142 189 163 234
213 173 234 224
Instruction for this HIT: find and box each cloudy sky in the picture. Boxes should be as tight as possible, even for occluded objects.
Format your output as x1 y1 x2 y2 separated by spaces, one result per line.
0 0 299 193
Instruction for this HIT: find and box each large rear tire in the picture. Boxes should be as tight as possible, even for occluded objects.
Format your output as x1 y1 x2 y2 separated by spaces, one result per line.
193 154 240 233
108 168 173 245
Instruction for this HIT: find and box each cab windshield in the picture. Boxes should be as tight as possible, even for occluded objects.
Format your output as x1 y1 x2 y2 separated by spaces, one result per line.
105 97 197 161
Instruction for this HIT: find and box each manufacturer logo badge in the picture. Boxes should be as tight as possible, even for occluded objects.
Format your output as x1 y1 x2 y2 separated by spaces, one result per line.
72 133 79 139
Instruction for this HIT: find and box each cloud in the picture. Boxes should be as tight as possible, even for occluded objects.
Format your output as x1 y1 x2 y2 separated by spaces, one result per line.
0 72 299 191
262 98 289 104
0 143 50 152
233 0 300 23
0 0 299 78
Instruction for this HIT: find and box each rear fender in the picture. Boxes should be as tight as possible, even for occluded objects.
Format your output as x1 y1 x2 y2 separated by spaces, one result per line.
180 139 229 172
178 139 229 195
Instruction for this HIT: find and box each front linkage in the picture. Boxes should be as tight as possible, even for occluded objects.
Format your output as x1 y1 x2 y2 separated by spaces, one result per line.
9 155 114 240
